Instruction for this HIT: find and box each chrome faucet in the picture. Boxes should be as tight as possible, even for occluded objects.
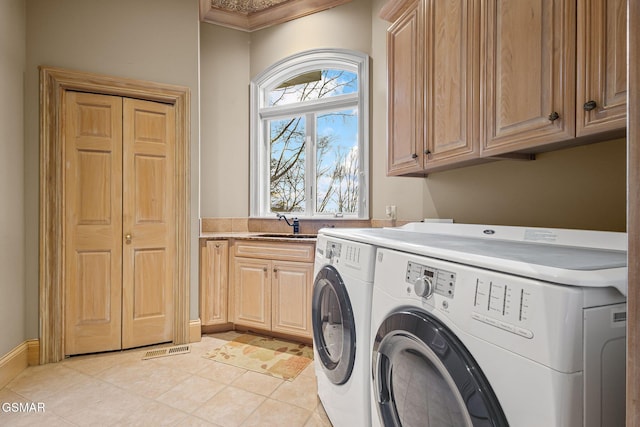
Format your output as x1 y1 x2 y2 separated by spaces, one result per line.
277 213 300 234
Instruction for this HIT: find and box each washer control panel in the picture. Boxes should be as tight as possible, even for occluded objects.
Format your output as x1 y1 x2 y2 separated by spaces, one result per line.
406 261 456 299
471 278 534 339
325 241 341 259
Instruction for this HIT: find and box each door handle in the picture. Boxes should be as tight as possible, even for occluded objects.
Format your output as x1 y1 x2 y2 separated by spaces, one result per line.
125 233 132 244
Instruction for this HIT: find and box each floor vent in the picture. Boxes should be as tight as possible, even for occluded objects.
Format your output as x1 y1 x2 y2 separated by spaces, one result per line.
142 344 191 360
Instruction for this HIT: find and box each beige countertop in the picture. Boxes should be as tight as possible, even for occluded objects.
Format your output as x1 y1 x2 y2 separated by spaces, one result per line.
199 231 317 242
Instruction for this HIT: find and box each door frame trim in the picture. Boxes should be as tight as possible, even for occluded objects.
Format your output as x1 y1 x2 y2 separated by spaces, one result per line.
39 66 191 363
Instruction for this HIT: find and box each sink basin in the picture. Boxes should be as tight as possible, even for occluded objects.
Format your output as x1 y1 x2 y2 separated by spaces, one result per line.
255 233 317 239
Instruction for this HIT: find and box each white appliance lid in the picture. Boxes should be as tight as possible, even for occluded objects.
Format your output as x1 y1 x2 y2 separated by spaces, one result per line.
319 223 628 296
358 229 626 271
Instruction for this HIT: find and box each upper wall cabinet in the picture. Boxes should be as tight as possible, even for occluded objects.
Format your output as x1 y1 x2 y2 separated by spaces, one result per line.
576 0 628 137
426 0 480 170
385 0 481 176
386 0 425 175
482 0 576 156
382 0 627 175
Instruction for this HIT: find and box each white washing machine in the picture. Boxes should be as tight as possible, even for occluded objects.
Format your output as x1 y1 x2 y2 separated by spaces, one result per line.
312 233 376 427
361 224 627 427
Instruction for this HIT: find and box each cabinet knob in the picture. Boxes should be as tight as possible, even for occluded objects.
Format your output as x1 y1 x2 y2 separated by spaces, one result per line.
548 111 560 122
125 233 132 244
411 153 418 159
583 100 597 111
263 267 268 272
424 150 431 155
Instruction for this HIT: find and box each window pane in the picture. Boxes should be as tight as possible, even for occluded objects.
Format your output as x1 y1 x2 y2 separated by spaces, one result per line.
269 116 306 213
251 50 368 218
268 69 358 107
316 109 359 214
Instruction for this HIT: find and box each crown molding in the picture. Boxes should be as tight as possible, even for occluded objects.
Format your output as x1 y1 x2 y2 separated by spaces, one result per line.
379 0 418 22
200 0 352 32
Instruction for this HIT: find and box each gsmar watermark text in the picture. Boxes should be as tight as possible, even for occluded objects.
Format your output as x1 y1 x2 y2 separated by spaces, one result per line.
2 402 46 413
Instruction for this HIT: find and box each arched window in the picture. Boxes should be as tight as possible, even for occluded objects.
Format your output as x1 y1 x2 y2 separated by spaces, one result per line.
250 49 369 218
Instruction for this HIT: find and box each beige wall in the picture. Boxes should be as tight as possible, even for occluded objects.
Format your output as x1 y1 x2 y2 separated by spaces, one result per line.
424 139 626 231
249 0 372 76
200 24 250 217
0 0 26 356
199 0 427 221
200 0 626 231
25 0 202 330
370 0 428 221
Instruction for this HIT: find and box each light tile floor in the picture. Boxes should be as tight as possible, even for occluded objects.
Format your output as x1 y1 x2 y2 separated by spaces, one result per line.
0 332 333 426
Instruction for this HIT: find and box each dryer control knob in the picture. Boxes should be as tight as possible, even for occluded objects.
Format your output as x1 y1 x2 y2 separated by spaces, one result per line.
414 276 434 299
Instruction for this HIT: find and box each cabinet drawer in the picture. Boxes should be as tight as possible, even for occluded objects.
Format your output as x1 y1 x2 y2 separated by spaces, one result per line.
233 240 315 262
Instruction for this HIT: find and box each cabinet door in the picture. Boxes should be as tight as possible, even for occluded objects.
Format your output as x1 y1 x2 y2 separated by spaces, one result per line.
483 0 576 155
64 92 123 356
424 0 480 170
121 98 176 349
387 0 425 176
233 257 271 330
200 240 229 326
576 0 627 136
271 261 313 338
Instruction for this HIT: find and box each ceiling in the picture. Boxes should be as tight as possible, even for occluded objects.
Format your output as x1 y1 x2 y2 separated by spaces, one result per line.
200 0 352 32
210 0 292 14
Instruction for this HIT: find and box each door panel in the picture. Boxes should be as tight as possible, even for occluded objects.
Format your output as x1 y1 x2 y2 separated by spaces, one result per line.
77 151 113 224
576 0 627 135
234 258 271 329
76 252 112 321
483 0 575 154
64 92 123 355
200 240 229 326
386 1 424 175
133 249 168 317
272 261 313 337
122 98 176 349
135 156 167 222
426 0 479 167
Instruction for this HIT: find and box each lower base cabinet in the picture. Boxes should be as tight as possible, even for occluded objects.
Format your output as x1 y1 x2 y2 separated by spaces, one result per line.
230 240 315 340
233 257 313 339
200 240 229 328
233 257 271 330
271 260 313 337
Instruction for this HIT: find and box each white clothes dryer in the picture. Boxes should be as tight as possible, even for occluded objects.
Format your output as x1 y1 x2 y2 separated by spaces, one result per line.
312 233 376 427
361 224 627 427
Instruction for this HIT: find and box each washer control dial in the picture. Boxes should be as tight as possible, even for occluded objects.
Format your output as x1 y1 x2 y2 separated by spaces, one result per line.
414 276 434 298
406 261 456 299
